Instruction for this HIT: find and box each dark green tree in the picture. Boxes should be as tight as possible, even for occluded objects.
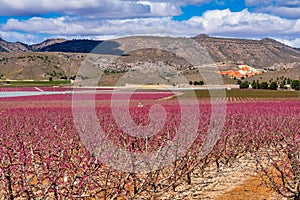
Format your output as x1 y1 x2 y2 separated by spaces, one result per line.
251 80 257 89
270 82 278 90
261 82 269 89
239 81 249 89
256 80 261 89
282 79 286 85
291 80 300 90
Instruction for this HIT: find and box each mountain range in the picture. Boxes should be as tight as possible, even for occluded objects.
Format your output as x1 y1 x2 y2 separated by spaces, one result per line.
0 35 300 84
0 38 103 53
1 35 300 69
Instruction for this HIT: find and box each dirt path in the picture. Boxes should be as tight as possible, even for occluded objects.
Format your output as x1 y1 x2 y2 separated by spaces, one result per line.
156 156 282 200
214 176 273 200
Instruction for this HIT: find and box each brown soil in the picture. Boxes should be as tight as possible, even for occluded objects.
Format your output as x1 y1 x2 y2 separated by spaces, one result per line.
214 176 274 200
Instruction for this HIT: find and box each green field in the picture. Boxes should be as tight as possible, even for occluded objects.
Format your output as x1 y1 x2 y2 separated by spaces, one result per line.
182 89 300 99
0 80 70 86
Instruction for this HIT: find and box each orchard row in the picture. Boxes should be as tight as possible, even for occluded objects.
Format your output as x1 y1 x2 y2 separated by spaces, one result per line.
0 96 299 199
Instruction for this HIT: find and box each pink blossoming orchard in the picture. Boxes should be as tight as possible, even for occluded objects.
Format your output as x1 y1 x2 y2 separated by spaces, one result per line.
0 87 300 199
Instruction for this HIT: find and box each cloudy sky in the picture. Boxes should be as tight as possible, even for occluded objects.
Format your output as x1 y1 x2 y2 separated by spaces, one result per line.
0 0 300 47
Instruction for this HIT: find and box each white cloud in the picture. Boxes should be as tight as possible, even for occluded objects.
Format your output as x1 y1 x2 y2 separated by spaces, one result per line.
186 9 296 37
1 9 300 47
271 0 300 7
0 31 41 44
0 0 150 18
0 0 211 18
137 1 182 17
1 16 184 36
246 0 300 19
246 0 300 7
258 6 300 19
2 17 87 35
291 20 300 34
245 0 272 6
276 38 300 48
129 0 210 5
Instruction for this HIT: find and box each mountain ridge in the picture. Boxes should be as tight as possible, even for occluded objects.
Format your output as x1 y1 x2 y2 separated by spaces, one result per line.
0 38 103 53
1 35 299 52
192 35 300 70
30 38 67 51
1 35 300 83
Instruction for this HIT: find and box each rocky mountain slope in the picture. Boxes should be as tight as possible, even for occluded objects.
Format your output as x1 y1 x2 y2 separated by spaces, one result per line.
0 52 85 81
0 35 300 83
193 34 300 70
0 38 29 52
1 35 299 69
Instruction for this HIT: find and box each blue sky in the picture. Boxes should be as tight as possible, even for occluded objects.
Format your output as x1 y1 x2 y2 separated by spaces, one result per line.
174 1 247 21
0 0 299 47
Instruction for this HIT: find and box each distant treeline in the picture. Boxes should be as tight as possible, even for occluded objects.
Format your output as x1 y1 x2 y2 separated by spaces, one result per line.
239 77 300 90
